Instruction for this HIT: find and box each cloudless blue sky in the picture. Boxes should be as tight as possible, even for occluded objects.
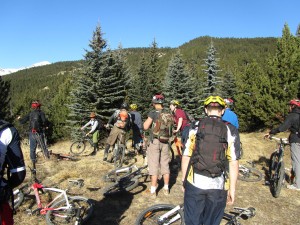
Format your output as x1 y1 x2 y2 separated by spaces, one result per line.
1 0 299 68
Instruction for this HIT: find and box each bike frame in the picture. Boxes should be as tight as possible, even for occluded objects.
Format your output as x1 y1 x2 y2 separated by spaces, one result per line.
30 182 71 216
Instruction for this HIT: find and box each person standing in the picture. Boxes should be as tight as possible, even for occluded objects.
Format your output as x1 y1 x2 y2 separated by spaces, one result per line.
0 120 26 225
129 104 143 153
182 96 240 225
264 99 300 190
222 98 239 129
143 94 173 197
169 100 190 146
104 103 131 161
81 112 100 155
18 100 47 177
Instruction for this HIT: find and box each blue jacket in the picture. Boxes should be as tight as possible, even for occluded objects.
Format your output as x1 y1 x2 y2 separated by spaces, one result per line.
222 108 239 129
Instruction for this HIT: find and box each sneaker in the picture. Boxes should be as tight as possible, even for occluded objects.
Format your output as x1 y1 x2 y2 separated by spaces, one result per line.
143 189 156 198
163 188 169 196
287 184 300 191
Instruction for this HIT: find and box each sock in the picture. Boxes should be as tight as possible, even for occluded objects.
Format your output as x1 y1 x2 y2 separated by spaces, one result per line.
150 186 157 193
164 184 169 190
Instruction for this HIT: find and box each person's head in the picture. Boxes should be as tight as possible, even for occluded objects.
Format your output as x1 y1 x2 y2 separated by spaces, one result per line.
152 94 164 109
130 104 138 111
120 102 129 111
288 99 300 112
90 112 96 120
224 98 234 109
31 100 41 109
204 96 226 116
170 100 180 112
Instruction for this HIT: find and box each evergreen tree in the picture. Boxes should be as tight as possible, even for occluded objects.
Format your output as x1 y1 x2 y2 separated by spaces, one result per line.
164 50 198 115
147 39 163 96
202 41 222 97
267 23 300 124
0 76 11 120
221 71 237 100
296 24 300 37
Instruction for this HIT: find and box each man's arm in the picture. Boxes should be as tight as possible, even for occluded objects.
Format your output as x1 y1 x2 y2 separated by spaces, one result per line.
174 117 183 133
143 117 153 130
227 160 239 205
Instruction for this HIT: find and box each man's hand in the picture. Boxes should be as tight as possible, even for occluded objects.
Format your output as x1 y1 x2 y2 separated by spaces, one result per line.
264 133 271 139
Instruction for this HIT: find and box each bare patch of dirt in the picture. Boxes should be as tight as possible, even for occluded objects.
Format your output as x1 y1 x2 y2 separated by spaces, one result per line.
14 132 300 225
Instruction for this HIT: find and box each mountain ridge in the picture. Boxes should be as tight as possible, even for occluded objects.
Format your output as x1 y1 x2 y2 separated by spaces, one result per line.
0 61 51 76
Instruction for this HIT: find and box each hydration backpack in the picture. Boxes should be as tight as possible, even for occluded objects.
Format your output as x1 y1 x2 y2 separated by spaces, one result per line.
191 117 228 178
152 109 173 143
0 120 12 172
30 110 43 132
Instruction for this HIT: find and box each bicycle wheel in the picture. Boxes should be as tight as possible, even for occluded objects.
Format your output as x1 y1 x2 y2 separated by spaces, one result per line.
46 196 93 225
11 189 24 209
35 133 50 159
114 145 125 169
103 178 139 196
102 166 132 182
238 166 263 182
269 152 285 198
135 204 184 225
70 141 86 155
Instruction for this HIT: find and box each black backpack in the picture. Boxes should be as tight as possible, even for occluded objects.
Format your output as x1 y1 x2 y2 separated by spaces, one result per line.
30 110 43 132
190 116 228 178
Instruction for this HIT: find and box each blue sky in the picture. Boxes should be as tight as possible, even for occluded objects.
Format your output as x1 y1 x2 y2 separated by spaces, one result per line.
1 0 299 68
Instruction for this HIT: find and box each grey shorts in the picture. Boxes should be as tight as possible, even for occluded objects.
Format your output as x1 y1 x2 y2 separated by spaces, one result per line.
147 138 170 176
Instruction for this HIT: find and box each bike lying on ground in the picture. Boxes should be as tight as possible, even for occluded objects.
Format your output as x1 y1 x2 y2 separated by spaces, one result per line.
238 161 263 182
33 130 50 160
12 181 94 225
135 203 256 225
267 136 289 198
70 130 106 156
102 165 148 196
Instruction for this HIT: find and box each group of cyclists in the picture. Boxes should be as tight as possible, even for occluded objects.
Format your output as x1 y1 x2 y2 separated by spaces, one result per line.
1 95 300 225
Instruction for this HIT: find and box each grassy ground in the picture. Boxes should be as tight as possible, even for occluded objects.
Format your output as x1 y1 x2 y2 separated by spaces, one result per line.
13 131 300 225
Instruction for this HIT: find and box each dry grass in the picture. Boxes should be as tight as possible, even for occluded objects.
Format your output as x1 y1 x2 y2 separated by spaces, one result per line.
13 132 300 225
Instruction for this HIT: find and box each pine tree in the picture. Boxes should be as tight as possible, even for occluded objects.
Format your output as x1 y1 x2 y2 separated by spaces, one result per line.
221 71 237 100
0 76 11 120
202 41 222 98
164 50 198 115
296 24 300 37
267 23 300 124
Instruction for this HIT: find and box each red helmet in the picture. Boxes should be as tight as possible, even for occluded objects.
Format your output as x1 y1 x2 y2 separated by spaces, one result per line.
289 99 300 107
152 94 164 104
224 98 234 105
31 101 41 109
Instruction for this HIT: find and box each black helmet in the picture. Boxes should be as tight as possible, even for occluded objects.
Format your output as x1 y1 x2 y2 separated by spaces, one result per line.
120 102 129 110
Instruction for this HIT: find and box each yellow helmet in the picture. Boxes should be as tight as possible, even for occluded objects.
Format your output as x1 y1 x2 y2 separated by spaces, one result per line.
130 104 137 110
204 96 226 108
170 100 180 106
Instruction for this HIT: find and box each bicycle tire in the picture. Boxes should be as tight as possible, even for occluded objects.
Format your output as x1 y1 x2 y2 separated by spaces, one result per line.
45 196 93 225
114 144 125 169
11 189 24 209
238 166 263 182
269 151 285 198
135 204 184 225
70 141 86 155
35 133 50 159
102 166 132 182
103 178 139 196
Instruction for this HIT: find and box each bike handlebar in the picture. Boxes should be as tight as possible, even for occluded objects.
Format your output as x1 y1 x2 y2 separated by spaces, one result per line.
269 136 289 145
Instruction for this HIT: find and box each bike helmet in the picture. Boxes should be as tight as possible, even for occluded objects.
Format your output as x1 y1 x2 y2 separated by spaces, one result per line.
224 98 234 105
31 101 41 109
289 99 300 107
204 96 226 108
120 102 129 110
90 112 96 118
170 100 180 107
130 104 137 110
152 94 164 104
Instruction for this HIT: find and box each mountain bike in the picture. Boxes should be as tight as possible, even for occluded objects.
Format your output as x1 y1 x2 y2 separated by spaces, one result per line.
238 161 263 182
70 130 106 156
12 181 94 225
135 203 255 225
102 165 148 196
33 130 50 160
267 136 289 198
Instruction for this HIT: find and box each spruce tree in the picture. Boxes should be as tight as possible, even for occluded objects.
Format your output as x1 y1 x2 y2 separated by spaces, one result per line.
164 50 198 115
267 23 300 124
0 76 11 121
221 71 237 100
